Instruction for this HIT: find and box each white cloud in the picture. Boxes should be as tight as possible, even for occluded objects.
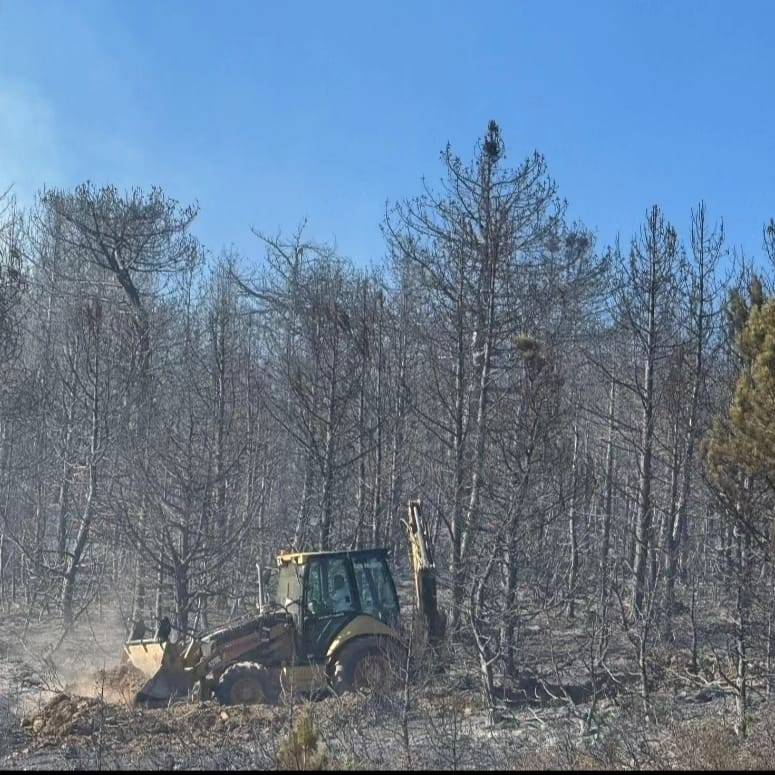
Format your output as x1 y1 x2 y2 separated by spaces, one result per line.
0 79 63 202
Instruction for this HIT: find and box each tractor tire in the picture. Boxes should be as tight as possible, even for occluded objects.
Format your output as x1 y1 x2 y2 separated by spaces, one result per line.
215 662 278 706
331 638 404 697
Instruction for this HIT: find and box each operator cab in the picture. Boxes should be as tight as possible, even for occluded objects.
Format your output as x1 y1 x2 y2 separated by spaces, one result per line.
275 548 400 662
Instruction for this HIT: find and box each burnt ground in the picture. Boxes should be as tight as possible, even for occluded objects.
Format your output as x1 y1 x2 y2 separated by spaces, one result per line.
1 599 775 770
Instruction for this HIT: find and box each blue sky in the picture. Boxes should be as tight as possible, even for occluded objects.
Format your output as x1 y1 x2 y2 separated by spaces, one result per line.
1 1 774 267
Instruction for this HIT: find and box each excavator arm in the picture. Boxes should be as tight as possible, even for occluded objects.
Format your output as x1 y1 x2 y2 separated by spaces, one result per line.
403 500 446 647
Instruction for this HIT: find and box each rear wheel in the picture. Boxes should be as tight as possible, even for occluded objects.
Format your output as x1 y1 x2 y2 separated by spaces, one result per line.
215 662 277 705
331 638 404 696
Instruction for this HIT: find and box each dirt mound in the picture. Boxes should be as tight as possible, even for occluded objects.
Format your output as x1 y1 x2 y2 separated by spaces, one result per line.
20 693 289 763
24 691 285 738
63 663 147 705
18 685 380 769
22 693 110 739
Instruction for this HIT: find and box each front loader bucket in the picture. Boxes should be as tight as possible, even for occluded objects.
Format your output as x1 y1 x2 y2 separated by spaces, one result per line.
124 639 193 705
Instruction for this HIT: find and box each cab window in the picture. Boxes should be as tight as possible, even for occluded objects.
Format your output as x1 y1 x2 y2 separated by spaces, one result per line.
351 555 399 626
305 557 357 616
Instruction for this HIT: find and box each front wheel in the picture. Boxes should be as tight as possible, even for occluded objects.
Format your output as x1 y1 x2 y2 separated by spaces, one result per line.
331 638 405 696
215 662 277 705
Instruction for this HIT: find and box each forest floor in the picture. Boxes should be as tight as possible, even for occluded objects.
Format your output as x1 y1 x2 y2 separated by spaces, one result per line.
1 599 774 770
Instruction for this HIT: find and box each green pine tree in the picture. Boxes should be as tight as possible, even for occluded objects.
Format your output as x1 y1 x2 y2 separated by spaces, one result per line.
706 277 773 540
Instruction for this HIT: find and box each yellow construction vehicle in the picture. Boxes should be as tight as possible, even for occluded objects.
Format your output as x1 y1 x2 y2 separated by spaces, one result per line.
125 500 444 705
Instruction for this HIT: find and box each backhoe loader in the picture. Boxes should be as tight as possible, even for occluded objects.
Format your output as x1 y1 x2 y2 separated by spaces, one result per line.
124 500 445 705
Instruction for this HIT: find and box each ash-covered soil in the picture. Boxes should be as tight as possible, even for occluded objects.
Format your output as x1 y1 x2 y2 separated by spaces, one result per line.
2 601 775 770
5 674 772 771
